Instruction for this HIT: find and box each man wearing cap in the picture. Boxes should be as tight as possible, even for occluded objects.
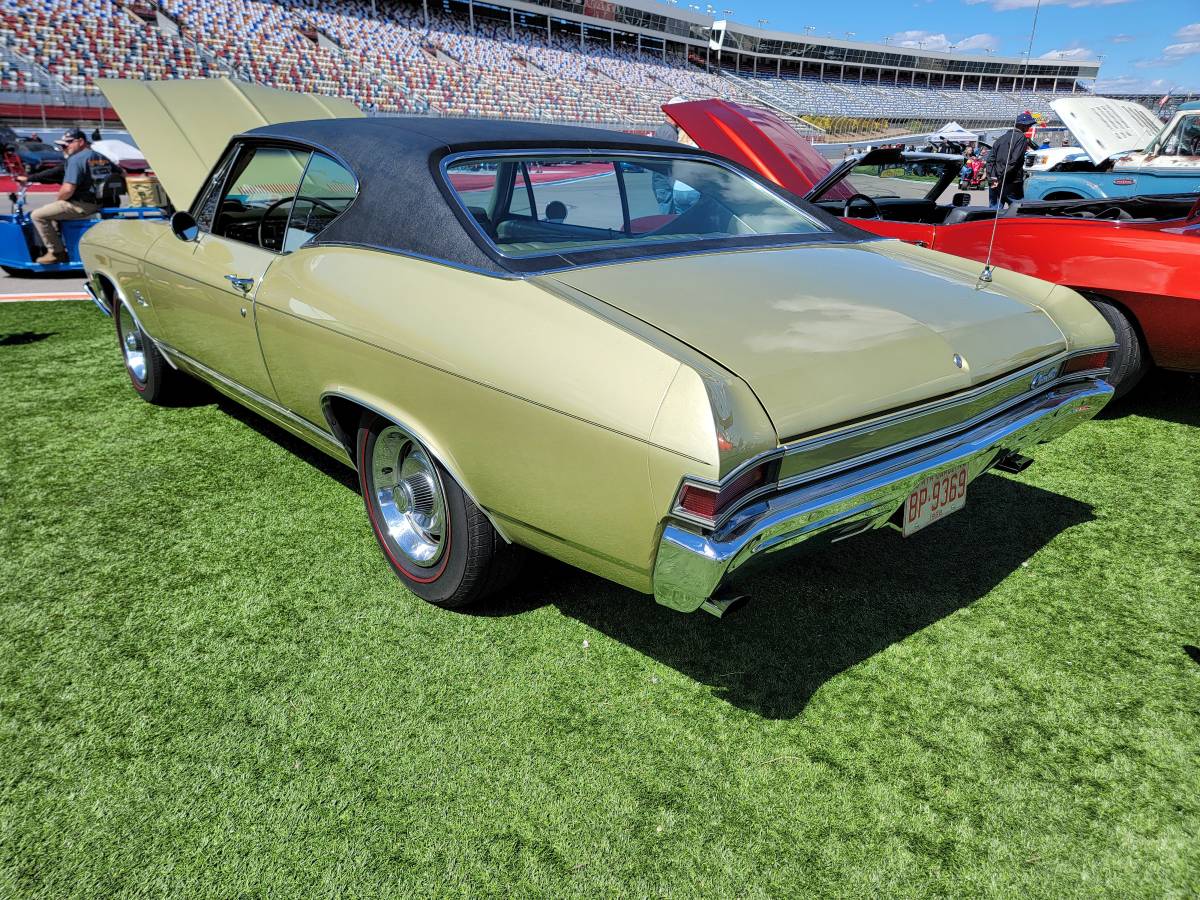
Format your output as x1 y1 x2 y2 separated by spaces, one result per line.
986 112 1038 208
17 128 112 263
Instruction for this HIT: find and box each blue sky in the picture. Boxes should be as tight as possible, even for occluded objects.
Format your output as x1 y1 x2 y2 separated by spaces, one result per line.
713 0 1199 93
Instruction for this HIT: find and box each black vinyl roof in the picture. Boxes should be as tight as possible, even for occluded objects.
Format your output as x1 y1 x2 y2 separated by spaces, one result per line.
240 116 867 275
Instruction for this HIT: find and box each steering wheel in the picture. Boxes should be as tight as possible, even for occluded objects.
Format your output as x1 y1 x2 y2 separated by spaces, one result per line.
842 193 882 220
1096 206 1133 221
257 194 340 250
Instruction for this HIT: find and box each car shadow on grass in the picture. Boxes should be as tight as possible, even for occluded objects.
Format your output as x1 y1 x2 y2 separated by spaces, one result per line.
504 474 1094 719
207 390 360 492
0 330 54 345
193 386 1097 719
1099 370 1199 428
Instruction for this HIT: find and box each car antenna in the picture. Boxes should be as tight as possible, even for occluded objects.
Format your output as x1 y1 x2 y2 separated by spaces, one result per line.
979 0 1043 286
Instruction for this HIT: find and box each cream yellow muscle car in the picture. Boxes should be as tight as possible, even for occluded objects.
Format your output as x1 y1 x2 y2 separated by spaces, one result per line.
82 79 1116 616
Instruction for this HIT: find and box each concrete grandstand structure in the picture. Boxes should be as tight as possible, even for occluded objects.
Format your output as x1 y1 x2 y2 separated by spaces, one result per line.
0 0 1176 137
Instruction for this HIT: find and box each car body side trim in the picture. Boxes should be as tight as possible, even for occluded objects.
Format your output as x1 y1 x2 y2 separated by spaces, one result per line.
159 341 348 457
88 269 180 370
84 278 110 316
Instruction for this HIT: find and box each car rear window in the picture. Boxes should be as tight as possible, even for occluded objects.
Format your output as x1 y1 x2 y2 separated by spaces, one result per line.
444 153 828 259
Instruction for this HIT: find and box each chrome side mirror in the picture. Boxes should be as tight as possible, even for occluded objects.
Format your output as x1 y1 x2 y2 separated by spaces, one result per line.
171 210 199 242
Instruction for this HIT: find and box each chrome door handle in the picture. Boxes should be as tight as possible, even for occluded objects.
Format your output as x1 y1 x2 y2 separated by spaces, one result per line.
224 274 254 292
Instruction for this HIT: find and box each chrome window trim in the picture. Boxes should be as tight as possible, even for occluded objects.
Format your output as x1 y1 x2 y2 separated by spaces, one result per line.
439 148 832 262
191 137 362 256
669 345 1117 531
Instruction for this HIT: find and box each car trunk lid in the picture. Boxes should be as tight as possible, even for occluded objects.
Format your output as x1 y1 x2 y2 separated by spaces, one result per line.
544 241 1066 440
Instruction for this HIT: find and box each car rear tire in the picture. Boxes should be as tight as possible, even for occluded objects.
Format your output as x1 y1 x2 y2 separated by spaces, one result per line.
1086 296 1146 400
357 413 523 607
115 300 186 404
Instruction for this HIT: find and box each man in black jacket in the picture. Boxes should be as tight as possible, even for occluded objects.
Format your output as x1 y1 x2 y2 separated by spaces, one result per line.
986 112 1037 208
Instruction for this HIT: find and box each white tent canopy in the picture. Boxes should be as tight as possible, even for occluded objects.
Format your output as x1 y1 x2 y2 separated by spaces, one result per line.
928 122 980 143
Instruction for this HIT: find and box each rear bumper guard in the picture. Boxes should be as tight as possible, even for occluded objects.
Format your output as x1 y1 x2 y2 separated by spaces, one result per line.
652 378 1112 613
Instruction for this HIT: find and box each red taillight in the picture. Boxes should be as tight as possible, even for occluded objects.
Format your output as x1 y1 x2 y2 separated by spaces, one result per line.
679 484 718 520
1062 351 1111 375
678 463 771 524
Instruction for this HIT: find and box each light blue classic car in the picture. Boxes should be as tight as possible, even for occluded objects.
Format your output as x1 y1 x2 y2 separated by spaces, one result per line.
1025 97 1200 201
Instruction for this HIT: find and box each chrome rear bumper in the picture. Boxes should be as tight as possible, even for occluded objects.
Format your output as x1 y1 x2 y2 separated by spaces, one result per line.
652 378 1112 613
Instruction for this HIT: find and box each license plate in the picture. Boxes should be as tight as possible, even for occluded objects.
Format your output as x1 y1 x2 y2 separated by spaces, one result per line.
902 464 968 536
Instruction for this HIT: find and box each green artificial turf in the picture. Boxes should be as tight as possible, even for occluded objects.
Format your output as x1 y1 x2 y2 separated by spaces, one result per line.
1 301 1198 898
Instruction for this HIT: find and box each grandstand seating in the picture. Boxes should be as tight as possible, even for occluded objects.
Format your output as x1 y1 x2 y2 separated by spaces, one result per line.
730 72 1074 123
0 0 1086 131
0 0 214 89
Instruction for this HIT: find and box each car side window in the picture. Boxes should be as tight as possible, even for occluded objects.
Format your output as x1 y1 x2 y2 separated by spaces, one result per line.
282 153 357 252
525 160 624 230
193 148 238 233
212 145 311 252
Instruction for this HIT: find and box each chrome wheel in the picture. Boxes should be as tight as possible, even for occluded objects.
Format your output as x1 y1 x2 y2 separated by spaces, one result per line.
370 425 447 568
117 303 146 383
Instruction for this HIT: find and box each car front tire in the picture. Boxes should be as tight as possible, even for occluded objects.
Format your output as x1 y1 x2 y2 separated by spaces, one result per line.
357 413 522 607
115 300 186 403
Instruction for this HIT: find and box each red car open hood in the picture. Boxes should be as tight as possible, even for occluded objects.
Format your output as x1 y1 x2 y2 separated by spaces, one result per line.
663 99 852 200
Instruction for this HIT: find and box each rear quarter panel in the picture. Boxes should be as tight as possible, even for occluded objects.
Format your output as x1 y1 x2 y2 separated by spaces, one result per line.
253 247 731 593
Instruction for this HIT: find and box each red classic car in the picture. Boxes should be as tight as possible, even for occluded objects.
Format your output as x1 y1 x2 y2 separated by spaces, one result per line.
665 99 1200 398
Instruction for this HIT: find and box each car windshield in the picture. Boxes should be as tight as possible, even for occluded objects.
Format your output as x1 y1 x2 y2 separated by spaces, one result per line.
23 142 54 152
1146 112 1200 158
445 153 828 259
836 158 955 200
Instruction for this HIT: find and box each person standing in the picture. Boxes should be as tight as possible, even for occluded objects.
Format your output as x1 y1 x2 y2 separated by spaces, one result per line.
19 128 112 263
986 112 1037 208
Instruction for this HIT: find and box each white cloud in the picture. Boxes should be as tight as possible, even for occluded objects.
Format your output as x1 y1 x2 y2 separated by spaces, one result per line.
1137 32 1200 68
1040 47 1096 60
1110 34 1135 43
967 0 1132 11
886 29 1000 51
1093 75 1170 93
957 33 1002 50
1162 41 1200 60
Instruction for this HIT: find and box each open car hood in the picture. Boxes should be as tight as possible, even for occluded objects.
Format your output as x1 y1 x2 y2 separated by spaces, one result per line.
1050 97 1165 165
97 77 362 208
663 99 851 199
547 241 1067 440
